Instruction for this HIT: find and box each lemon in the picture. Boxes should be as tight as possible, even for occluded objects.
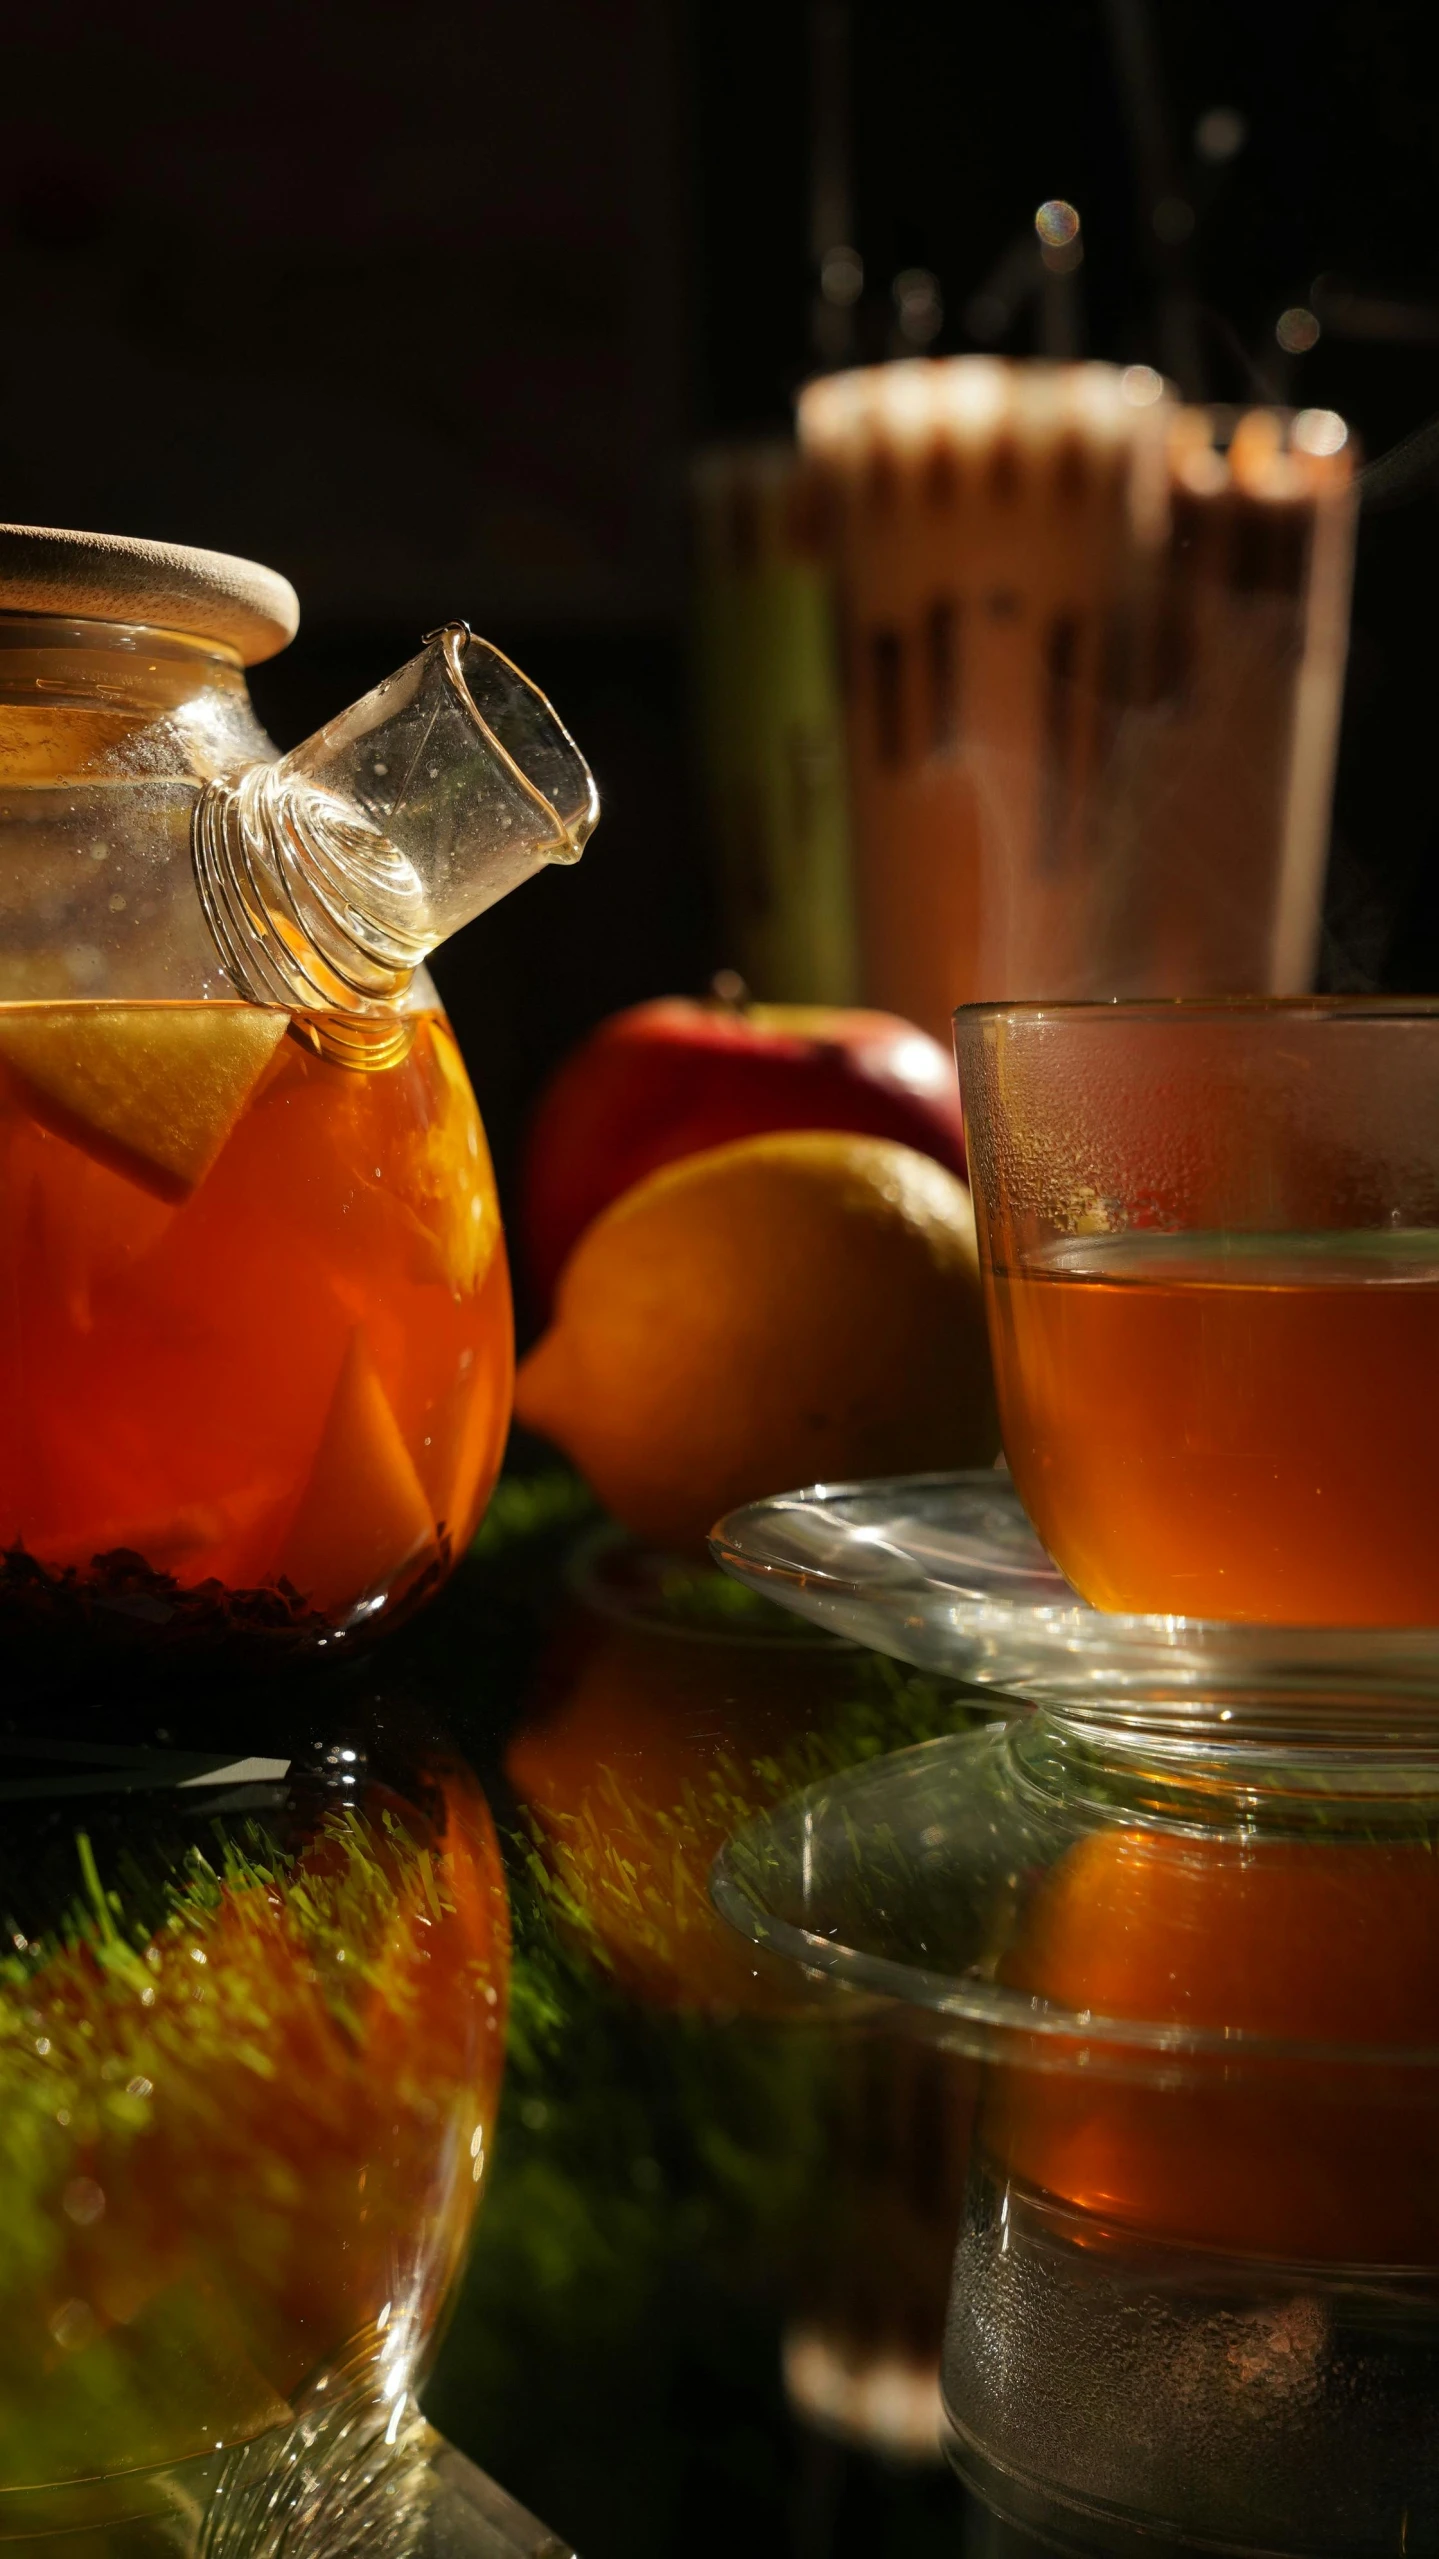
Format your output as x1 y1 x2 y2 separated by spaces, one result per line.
515 1130 998 1553
0 1003 288 1198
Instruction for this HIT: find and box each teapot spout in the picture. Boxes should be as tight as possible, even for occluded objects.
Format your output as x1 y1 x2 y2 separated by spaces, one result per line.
193 624 597 1051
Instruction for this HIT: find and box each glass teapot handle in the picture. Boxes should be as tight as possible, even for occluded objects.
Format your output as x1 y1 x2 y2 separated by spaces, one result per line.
193 624 597 1056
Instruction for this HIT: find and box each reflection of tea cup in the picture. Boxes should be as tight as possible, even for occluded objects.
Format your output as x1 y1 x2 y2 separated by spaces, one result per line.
954 997 1439 1626
950 1819 1439 2556
714 1716 1439 2556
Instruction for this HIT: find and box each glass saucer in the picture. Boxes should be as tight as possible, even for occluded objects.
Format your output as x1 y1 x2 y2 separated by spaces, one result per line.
709 1470 1439 1726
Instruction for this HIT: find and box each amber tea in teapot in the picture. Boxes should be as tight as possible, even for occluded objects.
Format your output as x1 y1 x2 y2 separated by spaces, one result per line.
0 999 511 1630
0 524 596 1653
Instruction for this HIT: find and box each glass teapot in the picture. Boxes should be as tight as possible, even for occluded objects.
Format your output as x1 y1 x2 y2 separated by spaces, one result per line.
0 522 597 1657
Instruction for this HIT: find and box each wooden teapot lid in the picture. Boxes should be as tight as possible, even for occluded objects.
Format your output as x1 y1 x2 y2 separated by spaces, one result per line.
0 523 299 665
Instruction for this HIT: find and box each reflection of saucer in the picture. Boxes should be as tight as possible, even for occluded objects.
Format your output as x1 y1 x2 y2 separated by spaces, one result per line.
711 1721 1439 2069
710 1471 1439 1720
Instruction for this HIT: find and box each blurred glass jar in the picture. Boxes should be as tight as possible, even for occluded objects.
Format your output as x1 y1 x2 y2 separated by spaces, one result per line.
799 363 1355 1041
691 444 857 1006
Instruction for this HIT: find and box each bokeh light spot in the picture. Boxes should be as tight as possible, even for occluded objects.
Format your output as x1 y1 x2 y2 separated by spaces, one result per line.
1276 306 1321 354
820 245 864 308
1195 106 1247 163
893 267 943 347
1292 408 1348 457
1035 199 1080 249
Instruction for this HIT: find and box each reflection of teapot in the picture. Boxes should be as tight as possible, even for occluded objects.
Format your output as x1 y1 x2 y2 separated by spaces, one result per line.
0 524 597 1654
0 1696 509 2547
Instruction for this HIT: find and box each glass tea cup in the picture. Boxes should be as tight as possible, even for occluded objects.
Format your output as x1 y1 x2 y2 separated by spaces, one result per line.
952 998 1439 1627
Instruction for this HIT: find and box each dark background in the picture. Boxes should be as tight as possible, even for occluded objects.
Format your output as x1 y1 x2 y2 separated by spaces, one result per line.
7 10 1439 2552
4 0 1439 1202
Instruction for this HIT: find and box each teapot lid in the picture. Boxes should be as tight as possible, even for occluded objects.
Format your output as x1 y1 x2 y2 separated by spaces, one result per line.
0 523 299 665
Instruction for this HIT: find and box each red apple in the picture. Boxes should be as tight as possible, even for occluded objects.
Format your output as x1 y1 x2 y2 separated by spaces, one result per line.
521 991 967 1306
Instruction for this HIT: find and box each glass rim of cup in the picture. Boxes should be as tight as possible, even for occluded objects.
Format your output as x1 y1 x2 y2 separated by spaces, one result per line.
953 994 1439 1029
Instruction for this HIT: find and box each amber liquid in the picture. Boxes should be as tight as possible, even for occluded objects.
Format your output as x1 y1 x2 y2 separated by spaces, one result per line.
989 1230 1439 1624
0 1004 511 1632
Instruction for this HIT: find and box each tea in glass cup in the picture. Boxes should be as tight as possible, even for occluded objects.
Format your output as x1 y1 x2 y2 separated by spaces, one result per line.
954 999 1439 1625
